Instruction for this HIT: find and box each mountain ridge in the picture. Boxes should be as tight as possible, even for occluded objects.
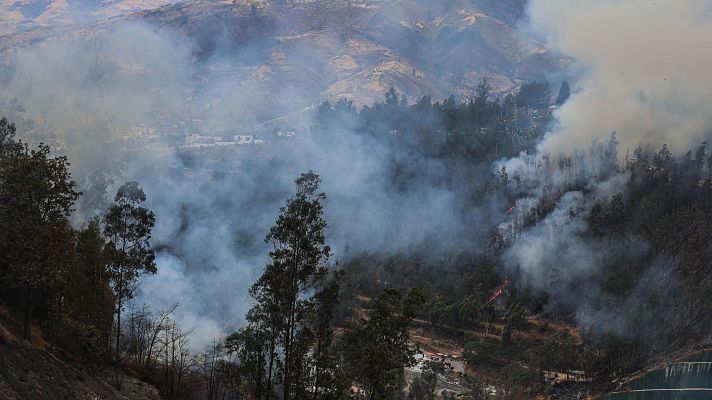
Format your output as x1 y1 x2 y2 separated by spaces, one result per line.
0 0 565 122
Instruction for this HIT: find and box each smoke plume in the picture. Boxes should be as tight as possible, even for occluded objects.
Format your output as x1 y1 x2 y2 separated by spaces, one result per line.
495 0 712 336
5 0 710 349
528 0 712 155
0 3 512 348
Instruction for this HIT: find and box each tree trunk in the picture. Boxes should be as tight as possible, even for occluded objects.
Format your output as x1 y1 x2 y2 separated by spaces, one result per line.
266 336 275 400
283 303 296 400
115 292 122 363
22 288 32 340
254 350 264 400
282 305 292 400
313 330 324 400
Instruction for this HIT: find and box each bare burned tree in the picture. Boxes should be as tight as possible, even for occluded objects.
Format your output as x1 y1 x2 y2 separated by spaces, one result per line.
160 318 195 400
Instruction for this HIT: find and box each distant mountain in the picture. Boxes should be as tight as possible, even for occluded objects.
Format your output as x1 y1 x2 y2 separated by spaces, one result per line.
0 0 566 128
0 0 175 35
138 0 561 101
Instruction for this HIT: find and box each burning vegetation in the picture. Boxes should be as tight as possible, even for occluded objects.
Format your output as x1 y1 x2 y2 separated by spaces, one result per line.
1 0 712 400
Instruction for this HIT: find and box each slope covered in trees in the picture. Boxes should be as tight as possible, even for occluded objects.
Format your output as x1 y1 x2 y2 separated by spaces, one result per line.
1 77 711 399
0 117 192 398
312 85 711 394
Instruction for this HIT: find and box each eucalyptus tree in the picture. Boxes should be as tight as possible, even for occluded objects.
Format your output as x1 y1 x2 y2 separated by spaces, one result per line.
103 181 156 361
235 171 332 400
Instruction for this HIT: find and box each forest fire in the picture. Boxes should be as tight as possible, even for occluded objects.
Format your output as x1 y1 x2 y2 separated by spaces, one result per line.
487 275 510 304
1 1 712 399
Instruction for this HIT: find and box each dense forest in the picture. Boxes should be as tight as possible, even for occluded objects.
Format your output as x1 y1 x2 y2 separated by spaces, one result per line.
1 79 710 399
309 80 711 395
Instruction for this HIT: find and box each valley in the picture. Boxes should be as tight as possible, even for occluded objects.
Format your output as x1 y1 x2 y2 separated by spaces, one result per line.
0 1 711 400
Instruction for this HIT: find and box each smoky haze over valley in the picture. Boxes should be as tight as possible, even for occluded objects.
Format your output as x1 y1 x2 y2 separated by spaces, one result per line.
1 0 712 351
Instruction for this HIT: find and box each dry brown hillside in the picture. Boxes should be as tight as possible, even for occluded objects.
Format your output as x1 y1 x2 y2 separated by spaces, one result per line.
0 306 159 400
0 0 566 129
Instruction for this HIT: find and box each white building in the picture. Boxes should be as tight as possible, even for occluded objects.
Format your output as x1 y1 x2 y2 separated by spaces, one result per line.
232 135 254 144
185 134 223 146
181 133 263 149
410 352 466 375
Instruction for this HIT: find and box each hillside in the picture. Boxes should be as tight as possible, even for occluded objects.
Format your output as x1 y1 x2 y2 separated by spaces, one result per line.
0 307 159 400
0 0 174 35
1 1 712 399
0 0 565 128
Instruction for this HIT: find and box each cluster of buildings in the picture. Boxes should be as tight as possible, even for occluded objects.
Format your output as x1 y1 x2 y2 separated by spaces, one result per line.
404 351 471 398
412 351 467 375
180 133 265 149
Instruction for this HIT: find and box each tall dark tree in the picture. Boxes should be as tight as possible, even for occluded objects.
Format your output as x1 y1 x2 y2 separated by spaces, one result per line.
103 181 156 361
0 141 80 339
555 80 571 106
240 171 332 400
309 273 343 400
0 117 16 156
407 369 437 400
502 302 525 344
473 77 491 120
342 289 425 400
64 218 115 356
385 87 400 106
238 287 281 400
225 325 268 399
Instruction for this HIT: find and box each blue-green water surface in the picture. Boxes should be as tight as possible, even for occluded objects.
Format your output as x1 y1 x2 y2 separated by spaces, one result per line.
604 351 712 400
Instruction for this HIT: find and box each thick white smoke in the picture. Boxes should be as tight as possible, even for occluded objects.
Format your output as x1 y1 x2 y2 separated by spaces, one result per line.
0 9 507 349
495 1 712 334
528 0 712 155
8 0 710 349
